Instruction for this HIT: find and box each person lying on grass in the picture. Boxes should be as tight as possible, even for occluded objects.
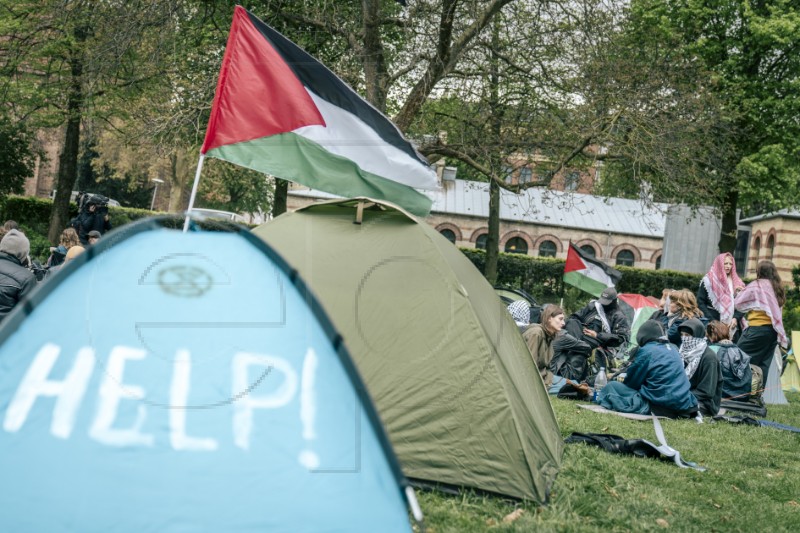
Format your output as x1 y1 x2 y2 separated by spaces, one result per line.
599 320 698 418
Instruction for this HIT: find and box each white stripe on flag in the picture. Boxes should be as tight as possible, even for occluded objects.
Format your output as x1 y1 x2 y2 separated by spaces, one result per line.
294 90 438 190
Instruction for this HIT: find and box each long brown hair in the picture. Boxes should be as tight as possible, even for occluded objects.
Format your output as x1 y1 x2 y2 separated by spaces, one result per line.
540 304 564 337
669 289 702 319
757 260 786 306
705 320 730 343
60 227 80 249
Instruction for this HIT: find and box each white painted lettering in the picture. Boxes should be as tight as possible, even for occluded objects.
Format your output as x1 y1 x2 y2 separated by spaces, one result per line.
232 352 297 450
169 350 218 451
3 343 95 439
89 346 154 447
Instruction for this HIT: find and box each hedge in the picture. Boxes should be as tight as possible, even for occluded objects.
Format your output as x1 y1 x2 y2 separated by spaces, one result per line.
0 195 158 261
461 248 704 313
3 195 797 329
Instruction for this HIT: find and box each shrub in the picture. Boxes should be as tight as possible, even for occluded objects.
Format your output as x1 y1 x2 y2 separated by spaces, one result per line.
0 196 164 261
460 248 703 314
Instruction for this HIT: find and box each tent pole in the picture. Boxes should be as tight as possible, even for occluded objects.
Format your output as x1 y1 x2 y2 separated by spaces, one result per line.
405 486 424 526
183 154 205 232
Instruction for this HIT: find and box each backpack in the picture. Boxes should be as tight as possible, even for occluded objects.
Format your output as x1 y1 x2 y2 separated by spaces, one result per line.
551 352 589 382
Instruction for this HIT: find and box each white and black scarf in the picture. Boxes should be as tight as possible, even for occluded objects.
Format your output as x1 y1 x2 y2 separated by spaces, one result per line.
679 336 707 380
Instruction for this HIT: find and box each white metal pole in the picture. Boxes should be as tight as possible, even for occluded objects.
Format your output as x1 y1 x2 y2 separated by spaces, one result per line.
183 154 205 232
150 182 159 211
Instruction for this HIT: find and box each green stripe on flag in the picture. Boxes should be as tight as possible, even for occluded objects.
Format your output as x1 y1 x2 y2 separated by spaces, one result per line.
563 271 608 297
629 307 657 349
206 133 433 216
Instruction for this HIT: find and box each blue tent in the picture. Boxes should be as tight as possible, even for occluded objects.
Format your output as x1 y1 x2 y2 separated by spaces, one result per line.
0 218 417 532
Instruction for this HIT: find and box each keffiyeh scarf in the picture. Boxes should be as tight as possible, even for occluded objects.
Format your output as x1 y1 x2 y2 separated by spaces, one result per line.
734 279 788 348
680 336 707 380
594 301 611 333
507 299 530 327
702 253 745 323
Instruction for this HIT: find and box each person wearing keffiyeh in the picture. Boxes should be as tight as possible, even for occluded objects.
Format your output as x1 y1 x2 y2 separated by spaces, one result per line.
696 253 745 330
735 260 787 385
678 318 722 416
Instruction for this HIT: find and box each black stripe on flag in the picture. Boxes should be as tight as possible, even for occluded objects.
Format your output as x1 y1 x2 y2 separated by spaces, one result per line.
245 10 427 166
571 243 623 285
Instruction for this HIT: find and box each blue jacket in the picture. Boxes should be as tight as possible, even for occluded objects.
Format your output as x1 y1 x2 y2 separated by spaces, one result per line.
624 339 697 412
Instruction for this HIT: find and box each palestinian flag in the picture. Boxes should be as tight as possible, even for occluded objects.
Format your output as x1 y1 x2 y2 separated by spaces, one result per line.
563 242 622 297
617 293 658 348
201 6 438 216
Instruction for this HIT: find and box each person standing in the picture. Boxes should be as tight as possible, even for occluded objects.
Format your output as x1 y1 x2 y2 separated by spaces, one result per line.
0 229 36 322
735 260 787 385
71 197 111 245
697 253 745 337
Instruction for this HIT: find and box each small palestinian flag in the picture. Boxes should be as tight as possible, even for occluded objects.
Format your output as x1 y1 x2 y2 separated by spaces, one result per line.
201 6 438 216
617 293 658 347
563 243 622 297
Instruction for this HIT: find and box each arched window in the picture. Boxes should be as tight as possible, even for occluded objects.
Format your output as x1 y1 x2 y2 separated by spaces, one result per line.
475 233 488 250
767 234 775 261
655 255 662 270
579 244 596 258
753 236 761 260
505 237 528 255
615 249 635 267
440 229 456 244
538 240 557 258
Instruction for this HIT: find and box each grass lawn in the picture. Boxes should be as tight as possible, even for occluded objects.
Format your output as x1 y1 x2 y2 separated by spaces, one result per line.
415 392 800 532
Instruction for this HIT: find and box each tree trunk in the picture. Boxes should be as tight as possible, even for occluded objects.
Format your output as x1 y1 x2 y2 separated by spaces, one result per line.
718 187 738 254
484 19 502 285
273 178 288 217
48 27 87 244
485 177 500 284
361 0 387 112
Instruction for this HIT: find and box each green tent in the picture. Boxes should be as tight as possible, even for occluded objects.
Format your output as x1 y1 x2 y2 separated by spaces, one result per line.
253 198 562 502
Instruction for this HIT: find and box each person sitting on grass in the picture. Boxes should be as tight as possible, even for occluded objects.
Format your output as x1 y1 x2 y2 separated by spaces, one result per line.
662 289 704 346
706 320 752 401
599 320 698 418
678 318 722 417
522 304 590 396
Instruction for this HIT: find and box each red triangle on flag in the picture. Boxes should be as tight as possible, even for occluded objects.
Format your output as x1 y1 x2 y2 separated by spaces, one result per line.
201 6 325 154
564 243 587 273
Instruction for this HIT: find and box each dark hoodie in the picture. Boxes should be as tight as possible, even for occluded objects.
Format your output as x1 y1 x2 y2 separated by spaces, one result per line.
619 319 697 416
678 318 722 416
0 229 36 321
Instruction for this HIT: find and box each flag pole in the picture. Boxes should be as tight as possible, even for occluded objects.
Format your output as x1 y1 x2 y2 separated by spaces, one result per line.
183 154 205 232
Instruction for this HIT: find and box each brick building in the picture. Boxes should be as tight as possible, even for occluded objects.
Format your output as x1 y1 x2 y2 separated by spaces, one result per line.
740 210 800 281
289 178 666 270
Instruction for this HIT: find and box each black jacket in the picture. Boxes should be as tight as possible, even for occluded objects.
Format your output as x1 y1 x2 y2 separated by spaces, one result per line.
569 301 630 351
690 349 722 416
72 210 111 245
0 253 36 321
696 282 743 326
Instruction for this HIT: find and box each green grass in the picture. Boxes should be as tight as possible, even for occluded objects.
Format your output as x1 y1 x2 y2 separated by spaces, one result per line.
415 392 800 532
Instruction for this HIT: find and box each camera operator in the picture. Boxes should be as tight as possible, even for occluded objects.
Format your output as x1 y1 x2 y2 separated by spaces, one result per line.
71 195 112 245
0 229 36 322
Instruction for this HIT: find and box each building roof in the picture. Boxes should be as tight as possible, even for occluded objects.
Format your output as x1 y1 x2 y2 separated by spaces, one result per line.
739 209 800 224
288 180 668 238
430 180 667 238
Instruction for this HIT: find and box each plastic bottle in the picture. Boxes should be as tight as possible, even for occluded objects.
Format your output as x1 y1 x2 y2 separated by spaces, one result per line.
593 367 608 402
